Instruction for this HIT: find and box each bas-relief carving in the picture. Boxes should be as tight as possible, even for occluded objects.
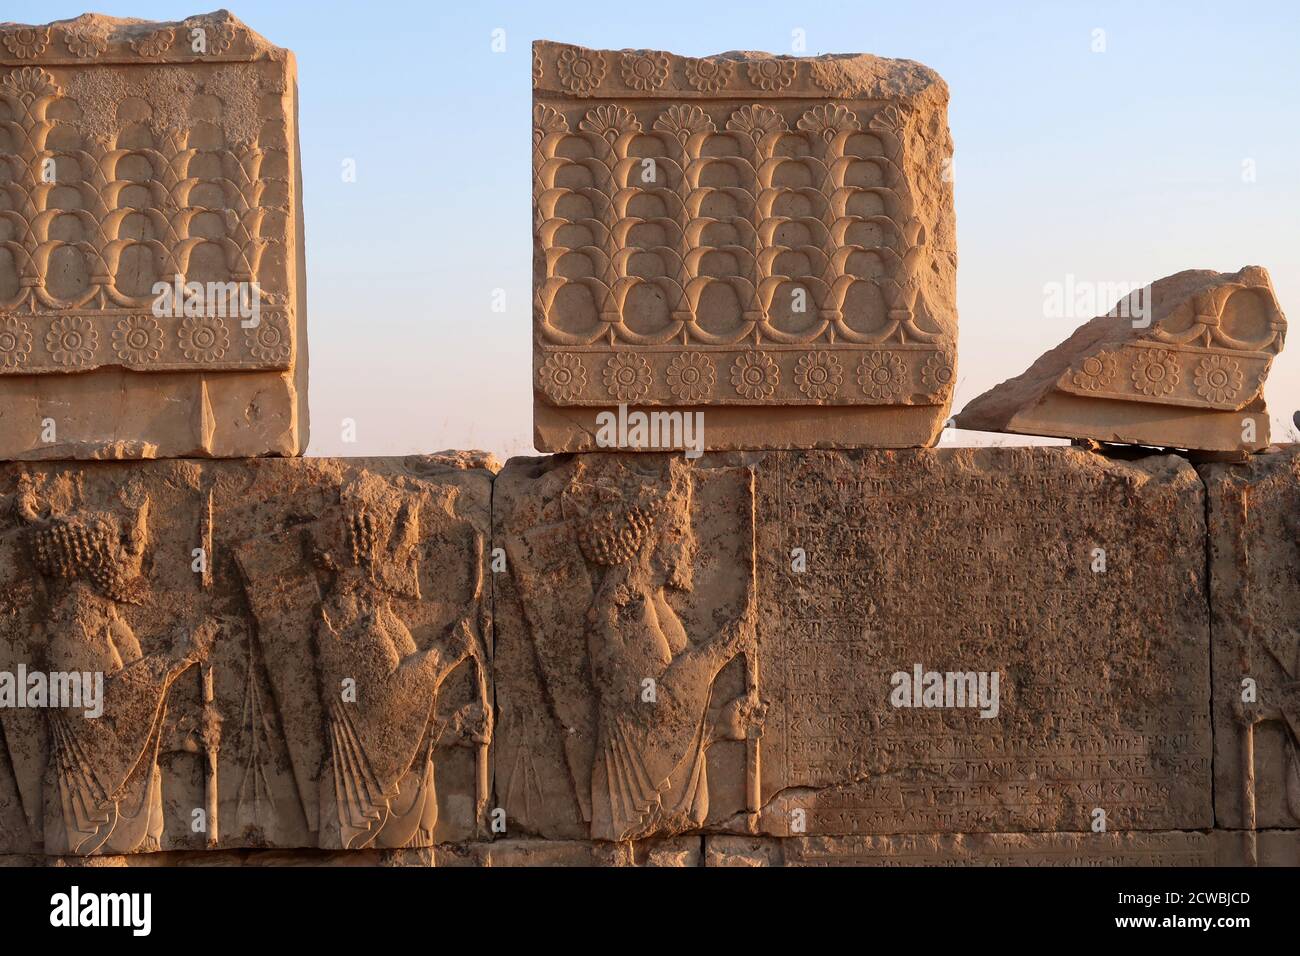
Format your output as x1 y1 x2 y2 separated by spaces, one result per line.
956 267 1287 452
0 18 1288 870
0 474 215 854
532 41 957 451
1201 446 1300 842
495 448 1213 843
233 471 492 850
495 455 765 841
0 13 306 458
0 456 494 856
0 446 1292 862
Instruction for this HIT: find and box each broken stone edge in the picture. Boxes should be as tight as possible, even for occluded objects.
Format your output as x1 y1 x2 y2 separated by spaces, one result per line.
533 39 949 107
0 11 288 66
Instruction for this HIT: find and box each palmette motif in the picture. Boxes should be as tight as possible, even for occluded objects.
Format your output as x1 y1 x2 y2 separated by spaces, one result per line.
532 41 958 433
0 12 307 459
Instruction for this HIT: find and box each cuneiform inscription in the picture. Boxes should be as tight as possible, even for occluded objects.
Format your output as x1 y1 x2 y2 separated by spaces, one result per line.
756 448 1212 835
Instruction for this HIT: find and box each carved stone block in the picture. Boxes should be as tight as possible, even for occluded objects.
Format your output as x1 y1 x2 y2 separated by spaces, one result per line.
532 42 957 451
956 267 1286 452
0 454 493 855
1200 445 1300 833
494 448 1212 841
494 453 760 840
0 13 307 458
753 448 1212 834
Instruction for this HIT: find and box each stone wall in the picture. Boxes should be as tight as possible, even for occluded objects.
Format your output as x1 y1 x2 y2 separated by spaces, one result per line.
1 14 1293 869
0 445 1294 865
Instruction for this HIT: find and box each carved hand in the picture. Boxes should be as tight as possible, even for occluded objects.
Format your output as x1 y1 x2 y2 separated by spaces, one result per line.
451 701 491 745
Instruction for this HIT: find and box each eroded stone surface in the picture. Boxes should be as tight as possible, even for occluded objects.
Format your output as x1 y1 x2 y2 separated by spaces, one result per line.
706 831 1299 866
1 831 1295 866
436 837 700 867
0 13 307 458
753 448 1211 835
1201 444 1300 833
494 448 1212 841
0 454 494 855
532 42 957 452
0 837 700 866
956 267 1286 452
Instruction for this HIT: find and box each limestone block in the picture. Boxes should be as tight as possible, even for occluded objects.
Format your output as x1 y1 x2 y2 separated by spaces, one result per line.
0 13 308 458
0 454 494 855
532 42 957 452
493 448 1212 841
956 267 1286 452
1200 444 1300 831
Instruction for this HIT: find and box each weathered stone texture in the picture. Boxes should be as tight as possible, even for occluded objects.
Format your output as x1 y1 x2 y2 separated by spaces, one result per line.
494 447 1212 842
754 447 1210 835
0 454 494 856
0 837 702 867
1 443 1294 864
1201 444 1300 833
0 13 308 458
2 830 1296 866
706 830 1299 867
532 42 957 451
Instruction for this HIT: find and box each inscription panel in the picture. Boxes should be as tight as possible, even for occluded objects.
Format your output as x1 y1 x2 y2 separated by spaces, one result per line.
755 448 1212 834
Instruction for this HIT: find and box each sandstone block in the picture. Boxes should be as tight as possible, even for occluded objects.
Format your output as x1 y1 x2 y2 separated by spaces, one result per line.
0 454 493 855
532 42 957 452
0 13 307 459
956 267 1286 452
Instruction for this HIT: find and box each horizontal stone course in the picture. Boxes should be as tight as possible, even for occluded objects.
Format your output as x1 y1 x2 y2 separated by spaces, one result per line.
0 443 1292 863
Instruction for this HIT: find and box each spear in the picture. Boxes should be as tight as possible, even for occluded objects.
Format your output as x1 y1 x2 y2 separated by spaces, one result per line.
196 486 219 847
471 646 491 833
745 651 761 819
202 662 219 848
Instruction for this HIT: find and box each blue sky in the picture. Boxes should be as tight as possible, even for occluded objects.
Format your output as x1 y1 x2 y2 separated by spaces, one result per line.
10 1 1299 456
